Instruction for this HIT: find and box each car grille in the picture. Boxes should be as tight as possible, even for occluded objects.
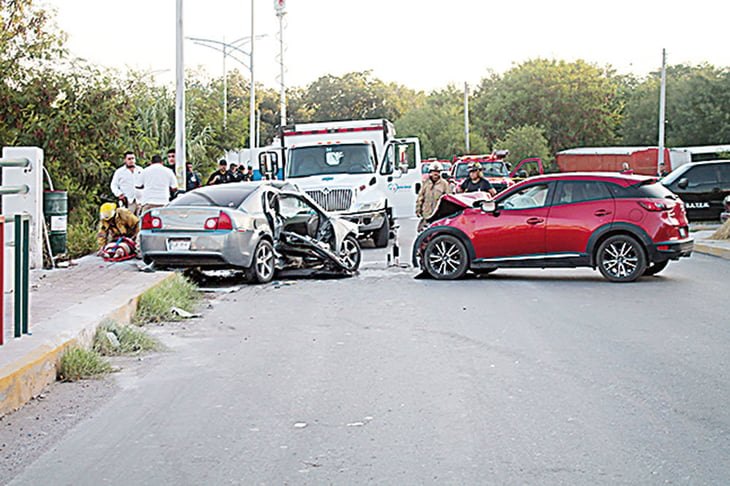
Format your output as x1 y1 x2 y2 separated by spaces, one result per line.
306 189 353 211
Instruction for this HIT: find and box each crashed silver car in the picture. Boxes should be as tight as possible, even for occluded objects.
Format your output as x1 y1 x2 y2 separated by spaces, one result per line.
140 181 361 282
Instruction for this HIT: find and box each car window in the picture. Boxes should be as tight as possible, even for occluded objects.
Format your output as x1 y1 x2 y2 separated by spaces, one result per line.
608 181 678 199
502 184 550 209
278 195 316 219
716 163 730 183
683 165 718 187
170 185 256 208
555 181 612 204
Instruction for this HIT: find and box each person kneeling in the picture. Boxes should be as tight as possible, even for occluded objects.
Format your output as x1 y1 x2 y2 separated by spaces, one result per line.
97 202 140 261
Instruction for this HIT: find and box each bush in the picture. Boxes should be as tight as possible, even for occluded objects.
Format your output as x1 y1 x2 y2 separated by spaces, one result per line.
135 273 200 324
57 347 113 382
94 319 162 355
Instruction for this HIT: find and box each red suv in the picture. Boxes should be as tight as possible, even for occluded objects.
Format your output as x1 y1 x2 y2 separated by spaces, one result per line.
413 173 694 282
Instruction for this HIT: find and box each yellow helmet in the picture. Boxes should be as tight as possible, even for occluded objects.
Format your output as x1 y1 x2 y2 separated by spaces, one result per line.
99 202 117 220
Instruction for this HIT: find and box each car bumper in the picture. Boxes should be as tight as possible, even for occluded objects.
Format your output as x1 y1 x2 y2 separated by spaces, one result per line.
652 237 694 261
340 209 386 233
140 229 257 268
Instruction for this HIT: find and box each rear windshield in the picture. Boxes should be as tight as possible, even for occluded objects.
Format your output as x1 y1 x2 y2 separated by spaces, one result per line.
170 184 257 208
608 181 679 200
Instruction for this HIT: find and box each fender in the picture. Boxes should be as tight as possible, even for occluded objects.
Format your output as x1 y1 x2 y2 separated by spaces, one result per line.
411 225 476 267
586 222 654 266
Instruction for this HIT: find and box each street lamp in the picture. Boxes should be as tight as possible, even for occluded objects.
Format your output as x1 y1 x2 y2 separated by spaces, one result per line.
186 35 267 133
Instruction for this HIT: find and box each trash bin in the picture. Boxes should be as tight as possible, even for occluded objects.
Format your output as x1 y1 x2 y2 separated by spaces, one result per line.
44 191 67 255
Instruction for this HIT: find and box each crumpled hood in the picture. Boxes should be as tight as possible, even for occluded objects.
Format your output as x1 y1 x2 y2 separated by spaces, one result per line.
426 192 491 223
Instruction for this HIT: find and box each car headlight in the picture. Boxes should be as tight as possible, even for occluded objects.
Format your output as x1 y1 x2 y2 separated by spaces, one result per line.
352 199 385 212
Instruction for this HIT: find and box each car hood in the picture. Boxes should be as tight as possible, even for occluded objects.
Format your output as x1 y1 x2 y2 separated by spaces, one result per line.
426 193 490 223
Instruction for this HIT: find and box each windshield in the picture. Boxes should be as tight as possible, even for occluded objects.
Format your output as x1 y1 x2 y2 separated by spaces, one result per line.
454 161 509 179
286 144 375 178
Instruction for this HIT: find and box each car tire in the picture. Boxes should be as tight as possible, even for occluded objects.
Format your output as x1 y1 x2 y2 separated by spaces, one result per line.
246 239 275 284
643 260 669 276
373 215 390 248
596 235 647 283
423 234 469 280
339 234 362 271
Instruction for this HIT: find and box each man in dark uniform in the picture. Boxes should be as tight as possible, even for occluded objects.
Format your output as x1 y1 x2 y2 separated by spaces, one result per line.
459 162 497 196
207 159 231 185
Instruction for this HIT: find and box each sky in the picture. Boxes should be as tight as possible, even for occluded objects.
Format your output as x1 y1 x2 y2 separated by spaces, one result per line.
44 0 730 93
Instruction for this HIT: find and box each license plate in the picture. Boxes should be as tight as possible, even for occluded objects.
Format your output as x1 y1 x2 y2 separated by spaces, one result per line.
166 238 191 251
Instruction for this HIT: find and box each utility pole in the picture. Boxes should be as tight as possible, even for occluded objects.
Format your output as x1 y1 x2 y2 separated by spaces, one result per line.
657 48 667 176
464 82 470 153
175 0 186 189
275 0 287 128
249 0 256 150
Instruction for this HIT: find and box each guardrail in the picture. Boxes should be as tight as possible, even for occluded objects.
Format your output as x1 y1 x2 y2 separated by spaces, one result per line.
0 156 33 344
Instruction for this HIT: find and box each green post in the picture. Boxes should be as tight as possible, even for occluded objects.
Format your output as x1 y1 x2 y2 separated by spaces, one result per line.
14 214 21 338
21 215 29 335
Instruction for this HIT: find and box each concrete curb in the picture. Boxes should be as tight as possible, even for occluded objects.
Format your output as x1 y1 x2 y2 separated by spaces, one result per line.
0 271 175 417
694 241 730 260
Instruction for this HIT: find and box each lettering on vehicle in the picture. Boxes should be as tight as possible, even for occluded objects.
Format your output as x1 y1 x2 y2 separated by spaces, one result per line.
387 183 412 192
685 202 710 209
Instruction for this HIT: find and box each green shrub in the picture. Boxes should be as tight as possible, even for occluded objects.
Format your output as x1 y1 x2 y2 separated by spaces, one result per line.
94 319 162 355
135 273 200 324
57 347 113 382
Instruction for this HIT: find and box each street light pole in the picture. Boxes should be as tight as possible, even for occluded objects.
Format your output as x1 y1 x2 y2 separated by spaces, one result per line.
175 0 186 189
275 0 287 128
249 0 256 151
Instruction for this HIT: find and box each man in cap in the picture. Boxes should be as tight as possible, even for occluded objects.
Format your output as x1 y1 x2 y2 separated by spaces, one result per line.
415 161 452 232
458 162 496 196
207 159 231 185
97 202 140 259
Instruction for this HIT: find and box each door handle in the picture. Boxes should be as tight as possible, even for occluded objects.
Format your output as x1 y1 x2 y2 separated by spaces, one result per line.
594 209 612 217
526 217 544 225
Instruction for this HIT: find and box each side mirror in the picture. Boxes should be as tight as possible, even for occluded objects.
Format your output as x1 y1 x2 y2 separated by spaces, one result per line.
472 200 496 213
517 170 528 179
677 177 689 189
258 152 279 180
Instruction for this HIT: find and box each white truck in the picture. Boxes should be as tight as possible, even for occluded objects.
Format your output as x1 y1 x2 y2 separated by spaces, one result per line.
259 119 422 247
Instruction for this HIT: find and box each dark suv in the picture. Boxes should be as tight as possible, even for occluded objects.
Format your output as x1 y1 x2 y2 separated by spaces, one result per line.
413 173 694 283
661 160 730 221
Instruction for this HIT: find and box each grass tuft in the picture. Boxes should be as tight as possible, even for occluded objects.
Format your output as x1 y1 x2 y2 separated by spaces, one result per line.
711 219 730 240
57 347 113 382
134 273 200 324
94 319 162 355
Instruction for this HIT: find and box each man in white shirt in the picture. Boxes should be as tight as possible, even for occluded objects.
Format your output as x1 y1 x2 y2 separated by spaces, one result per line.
136 154 179 215
110 151 143 215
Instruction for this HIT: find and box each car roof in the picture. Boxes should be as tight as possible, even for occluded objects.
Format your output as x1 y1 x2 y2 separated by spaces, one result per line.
513 172 658 187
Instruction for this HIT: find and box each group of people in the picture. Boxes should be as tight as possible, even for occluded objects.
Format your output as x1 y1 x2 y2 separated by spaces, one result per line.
207 159 253 185
415 161 496 231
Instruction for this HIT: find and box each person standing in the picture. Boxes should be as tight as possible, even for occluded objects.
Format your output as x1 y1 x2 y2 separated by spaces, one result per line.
458 162 496 196
110 151 143 215
136 154 179 215
620 162 634 175
415 162 452 232
228 163 244 182
207 159 231 185
185 162 202 192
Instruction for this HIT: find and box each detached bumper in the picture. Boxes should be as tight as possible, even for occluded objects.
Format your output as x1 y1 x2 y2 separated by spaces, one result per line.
340 209 386 233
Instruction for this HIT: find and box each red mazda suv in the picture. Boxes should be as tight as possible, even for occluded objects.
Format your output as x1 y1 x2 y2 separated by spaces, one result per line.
413 173 694 282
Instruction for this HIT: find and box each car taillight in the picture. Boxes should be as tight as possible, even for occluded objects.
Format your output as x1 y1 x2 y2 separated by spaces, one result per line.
638 201 669 212
204 211 233 230
141 212 162 230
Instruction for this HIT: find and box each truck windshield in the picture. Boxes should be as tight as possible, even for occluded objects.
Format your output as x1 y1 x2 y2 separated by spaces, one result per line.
287 144 375 178
455 161 509 179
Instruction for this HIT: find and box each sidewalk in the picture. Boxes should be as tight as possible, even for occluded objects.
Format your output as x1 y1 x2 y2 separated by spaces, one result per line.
1 229 729 417
0 256 173 416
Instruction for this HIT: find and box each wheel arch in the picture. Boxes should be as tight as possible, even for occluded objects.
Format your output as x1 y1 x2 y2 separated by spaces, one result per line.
412 226 476 268
587 223 652 268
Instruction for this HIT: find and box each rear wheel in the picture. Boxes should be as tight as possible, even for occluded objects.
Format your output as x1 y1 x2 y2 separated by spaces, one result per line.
596 235 646 283
246 239 275 283
643 260 669 276
422 234 469 280
373 215 390 248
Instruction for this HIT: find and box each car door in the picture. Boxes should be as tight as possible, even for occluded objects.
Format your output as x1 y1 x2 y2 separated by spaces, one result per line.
669 164 720 220
381 138 422 219
545 181 615 260
471 182 552 262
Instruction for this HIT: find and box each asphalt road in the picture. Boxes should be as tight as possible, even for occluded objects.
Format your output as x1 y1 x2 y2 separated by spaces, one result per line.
7 219 730 485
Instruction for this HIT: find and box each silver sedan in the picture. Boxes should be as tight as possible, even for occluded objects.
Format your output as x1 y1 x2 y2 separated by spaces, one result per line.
140 181 361 283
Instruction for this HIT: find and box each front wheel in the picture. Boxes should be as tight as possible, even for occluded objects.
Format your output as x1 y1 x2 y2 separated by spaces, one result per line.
339 235 362 272
422 234 469 280
596 235 646 283
373 215 390 248
246 239 275 283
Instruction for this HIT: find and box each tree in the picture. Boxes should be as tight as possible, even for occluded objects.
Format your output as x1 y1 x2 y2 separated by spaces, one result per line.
493 125 553 173
472 59 622 154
